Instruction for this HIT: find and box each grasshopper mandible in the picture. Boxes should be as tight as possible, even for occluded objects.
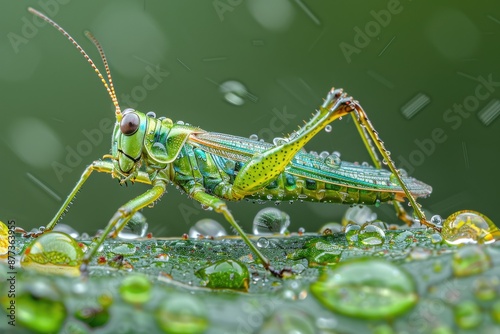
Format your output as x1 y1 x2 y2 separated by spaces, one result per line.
26 8 439 277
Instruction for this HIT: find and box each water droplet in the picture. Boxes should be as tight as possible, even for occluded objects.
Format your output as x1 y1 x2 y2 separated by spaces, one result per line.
176 120 185 125
344 224 360 244
430 215 443 227
118 212 148 239
325 124 332 133
318 222 342 234
319 151 329 159
441 210 499 245
249 134 259 140
399 168 408 177
473 277 499 301
324 153 341 168
392 230 415 246
430 233 443 244
6 280 66 333
453 301 481 329
21 232 84 276
452 245 491 277
110 243 137 255
382 159 388 165
0 221 9 259
342 206 377 226
258 308 316 334
272 137 287 146
389 173 399 186
119 274 152 304
75 306 110 328
189 219 227 239
298 227 305 235
155 293 208 334
358 224 385 246
257 237 270 248
289 238 342 267
195 259 249 291
252 207 290 235
310 258 417 319
220 80 247 106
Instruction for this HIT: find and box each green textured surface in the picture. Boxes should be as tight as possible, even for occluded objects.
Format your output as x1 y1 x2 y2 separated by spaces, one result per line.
1 229 500 333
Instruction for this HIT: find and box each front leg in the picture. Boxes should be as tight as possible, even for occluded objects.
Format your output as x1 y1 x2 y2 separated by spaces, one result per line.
80 180 167 275
232 88 354 197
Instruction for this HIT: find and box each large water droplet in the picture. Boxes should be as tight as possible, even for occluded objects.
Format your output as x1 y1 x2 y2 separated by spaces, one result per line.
252 207 290 235
1 280 66 333
452 245 491 277
324 153 341 169
21 232 84 276
189 219 227 238
441 210 499 245
289 238 342 267
118 211 149 239
155 293 208 334
453 301 481 330
195 259 249 291
0 221 8 259
358 224 385 246
119 274 152 304
310 258 417 319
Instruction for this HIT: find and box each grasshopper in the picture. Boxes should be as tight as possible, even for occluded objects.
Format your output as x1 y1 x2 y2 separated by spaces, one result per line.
26 8 438 277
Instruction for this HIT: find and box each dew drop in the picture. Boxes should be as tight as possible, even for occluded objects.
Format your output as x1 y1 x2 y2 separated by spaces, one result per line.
344 224 360 244
325 124 332 133
21 232 84 276
272 137 287 146
319 151 329 159
195 259 249 291
453 301 481 330
119 274 152 304
155 293 208 334
249 134 259 140
430 214 443 227
252 207 290 235
358 224 385 246
441 210 499 245
189 219 227 239
258 308 316 334
310 258 418 319
257 237 270 248
324 153 341 169
319 222 342 234
0 221 8 259
452 245 491 277
118 211 148 239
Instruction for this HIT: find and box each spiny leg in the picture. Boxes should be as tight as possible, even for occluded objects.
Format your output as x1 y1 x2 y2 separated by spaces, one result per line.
188 186 288 277
80 180 167 275
349 111 416 226
25 159 152 237
232 88 353 197
350 103 439 231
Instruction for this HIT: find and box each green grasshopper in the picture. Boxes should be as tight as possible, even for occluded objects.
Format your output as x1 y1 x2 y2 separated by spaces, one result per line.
26 8 438 277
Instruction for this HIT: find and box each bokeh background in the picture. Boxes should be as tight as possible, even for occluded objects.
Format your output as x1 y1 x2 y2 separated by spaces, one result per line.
1 0 499 237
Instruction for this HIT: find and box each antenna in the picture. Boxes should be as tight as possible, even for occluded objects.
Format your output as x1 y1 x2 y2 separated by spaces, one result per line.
28 7 122 121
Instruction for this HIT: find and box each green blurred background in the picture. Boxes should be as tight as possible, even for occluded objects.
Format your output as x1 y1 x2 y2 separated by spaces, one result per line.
1 0 499 237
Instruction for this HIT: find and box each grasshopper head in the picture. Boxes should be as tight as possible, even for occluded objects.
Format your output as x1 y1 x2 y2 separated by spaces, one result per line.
112 108 147 177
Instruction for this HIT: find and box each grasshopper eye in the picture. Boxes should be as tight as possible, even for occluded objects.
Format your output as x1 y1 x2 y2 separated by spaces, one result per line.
120 112 140 135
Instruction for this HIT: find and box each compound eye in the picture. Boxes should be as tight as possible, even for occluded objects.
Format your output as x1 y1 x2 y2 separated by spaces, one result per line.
120 112 140 135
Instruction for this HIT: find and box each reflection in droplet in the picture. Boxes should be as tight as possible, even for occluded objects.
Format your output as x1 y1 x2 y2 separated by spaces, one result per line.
21 232 84 276
189 218 227 238
220 80 247 106
358 224 385 246
441 210 499 245
310 258 417 319
118 212 148 239
195 259 249 291
252 207 290 235
8 117 63 168
247 0 295 32
119 274 152 305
